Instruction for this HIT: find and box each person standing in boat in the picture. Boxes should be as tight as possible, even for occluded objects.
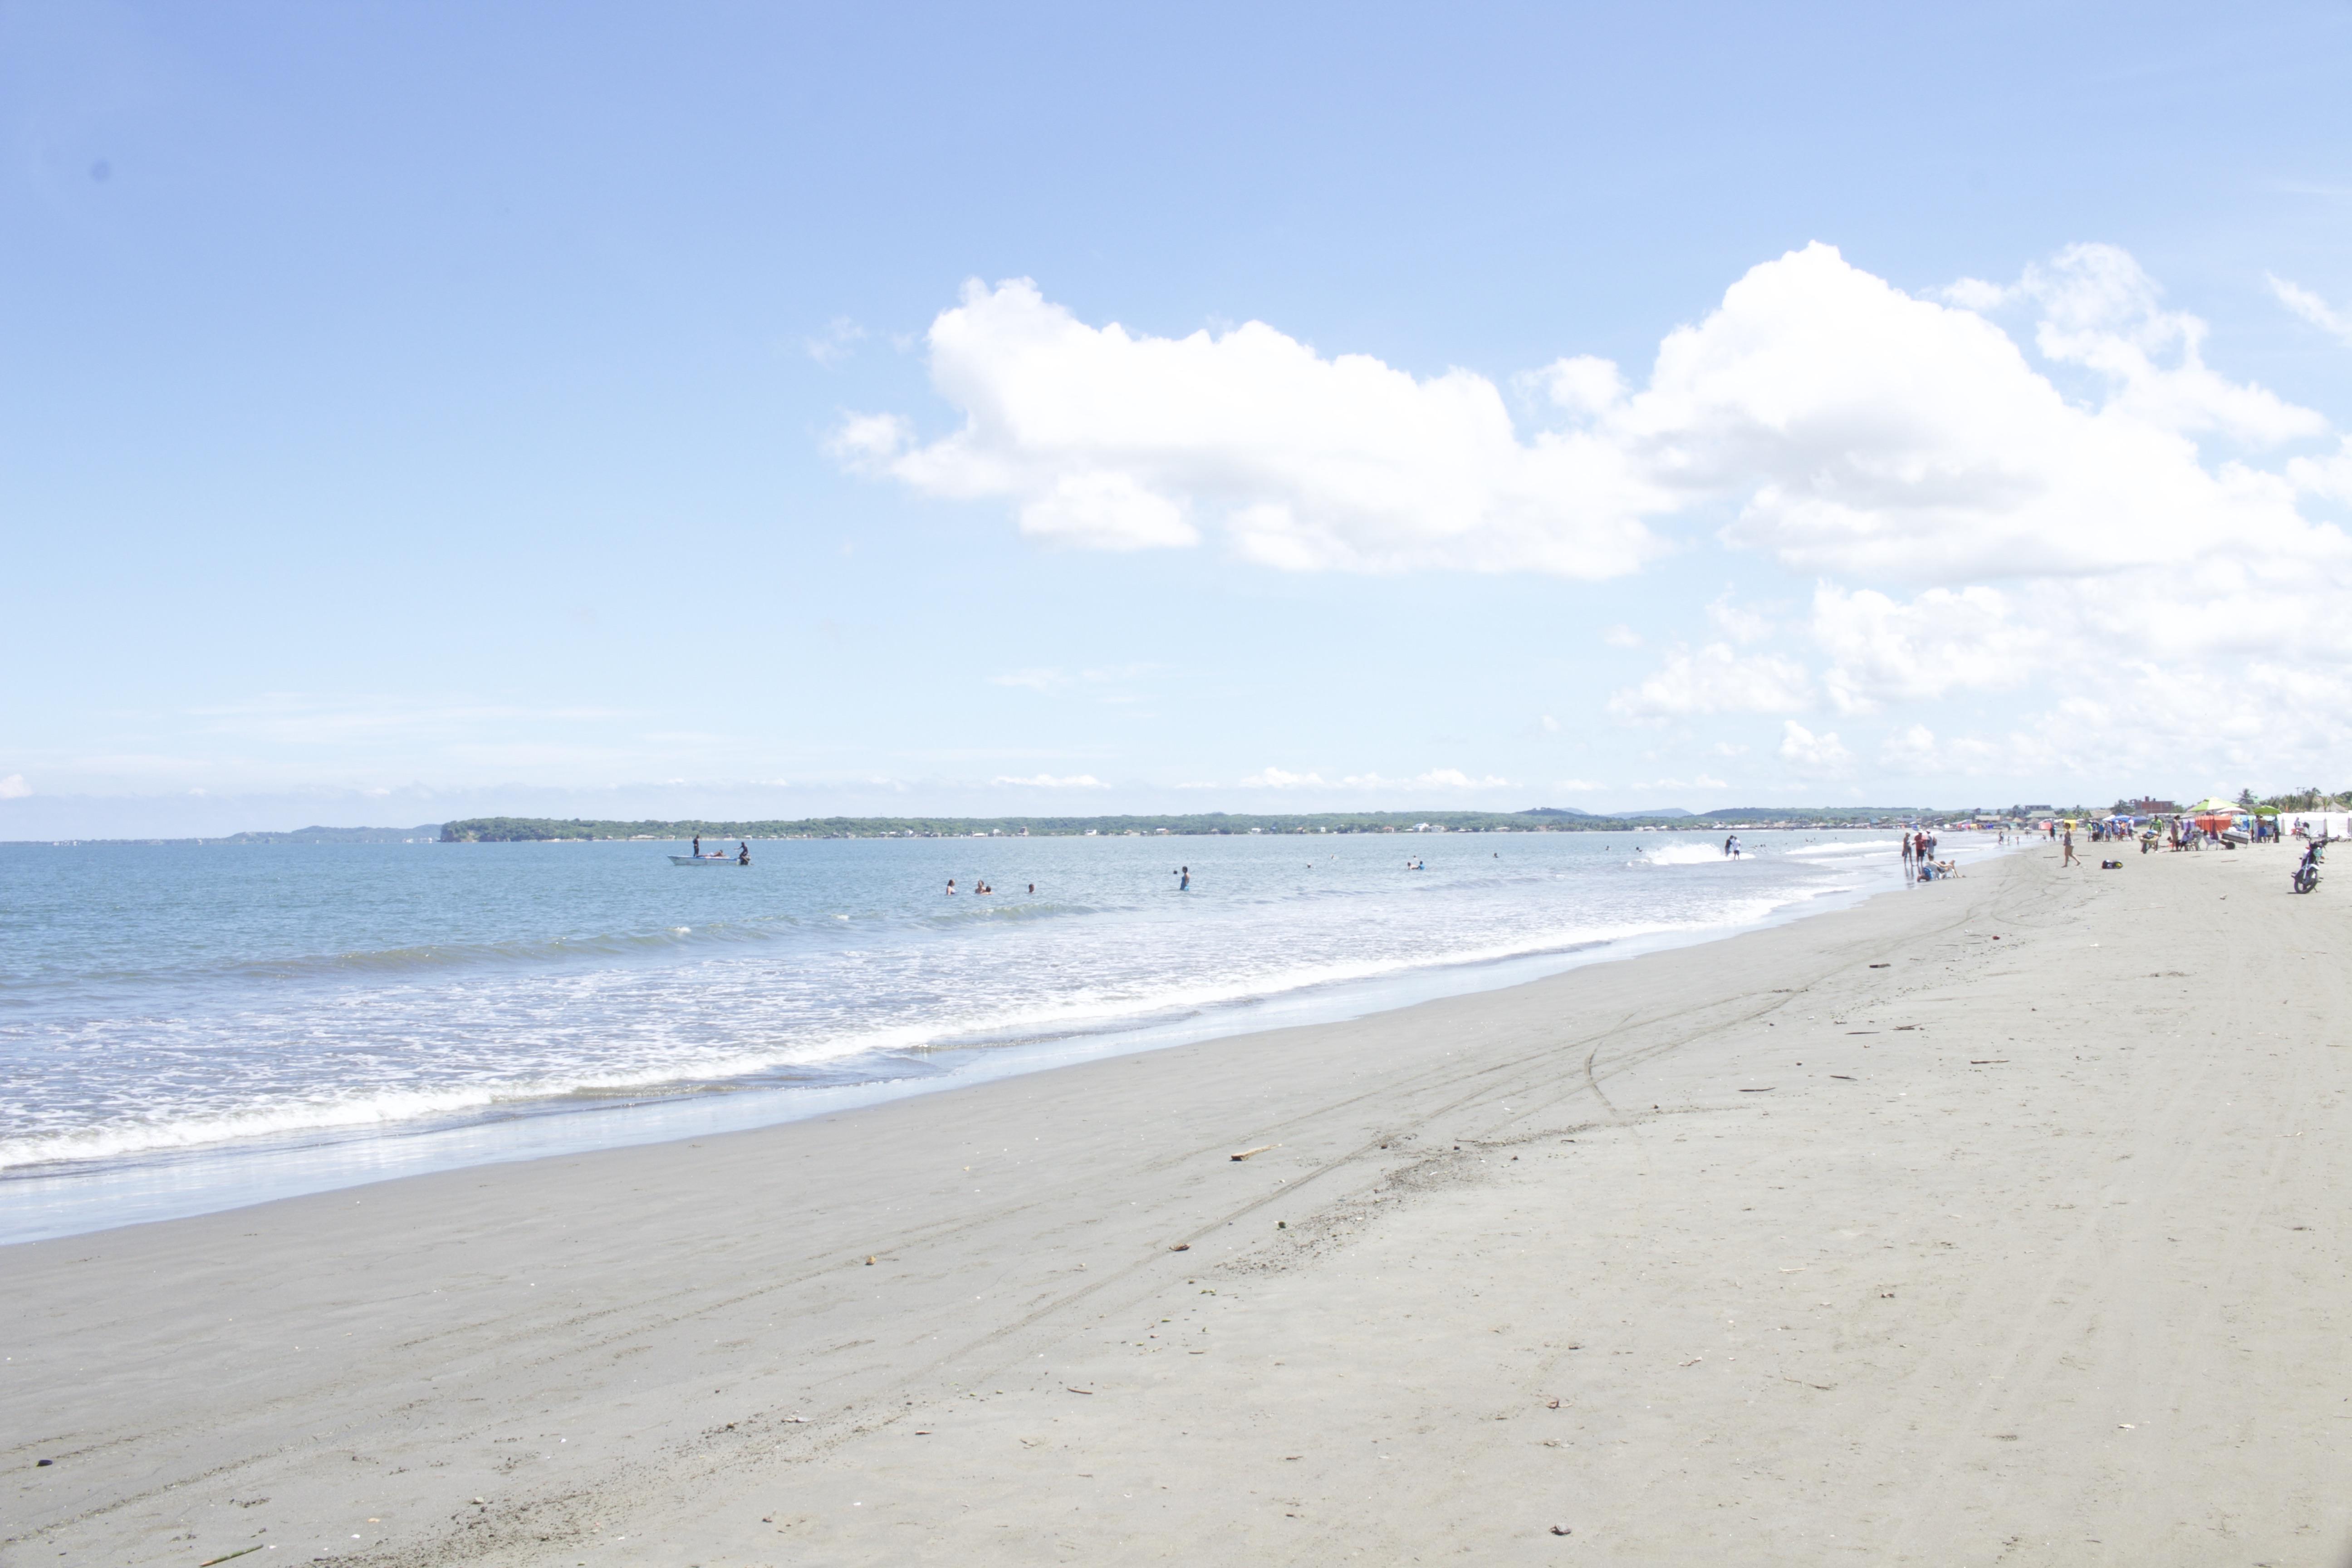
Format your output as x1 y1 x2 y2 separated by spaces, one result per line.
692 835 701 858
737 842 750 865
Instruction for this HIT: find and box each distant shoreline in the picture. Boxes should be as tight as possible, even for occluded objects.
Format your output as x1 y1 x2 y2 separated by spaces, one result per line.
432 809 1984 840
3 805 2020 846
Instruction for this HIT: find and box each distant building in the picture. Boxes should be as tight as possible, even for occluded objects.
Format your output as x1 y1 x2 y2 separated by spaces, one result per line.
2129 798 2178 813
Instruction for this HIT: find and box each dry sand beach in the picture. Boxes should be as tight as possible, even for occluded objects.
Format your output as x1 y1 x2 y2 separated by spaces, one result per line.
7 844 2350 1566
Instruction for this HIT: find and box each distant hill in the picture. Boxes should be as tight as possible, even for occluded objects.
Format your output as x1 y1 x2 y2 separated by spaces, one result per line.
216 824 444 844
10 823 448 847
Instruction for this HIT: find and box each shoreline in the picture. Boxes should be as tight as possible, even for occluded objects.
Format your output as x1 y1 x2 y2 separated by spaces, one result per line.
10 843 2343 1564
2 835 1992 1245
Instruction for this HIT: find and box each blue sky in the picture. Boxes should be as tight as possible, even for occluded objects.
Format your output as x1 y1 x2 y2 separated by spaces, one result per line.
7 2 2352 835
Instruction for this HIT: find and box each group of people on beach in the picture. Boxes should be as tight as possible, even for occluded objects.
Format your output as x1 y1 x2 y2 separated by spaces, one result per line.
1901 829 1958 883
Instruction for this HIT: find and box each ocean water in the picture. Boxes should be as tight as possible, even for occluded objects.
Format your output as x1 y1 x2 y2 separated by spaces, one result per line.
0 828 2000 1241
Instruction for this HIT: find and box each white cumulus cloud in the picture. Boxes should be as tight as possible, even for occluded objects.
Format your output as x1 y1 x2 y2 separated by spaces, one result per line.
1705 591 1774 644
1880 724 1939 770
1620 243 2328 582
0 774 29 799
1778 720 1852 774
851 246 2337 593
1607 644 1811 720
1234 766 1513 791
991 773 1110 788
1237 766 1328 789
848 245 2352 785
840 278 1663 576
1811 583 2043 714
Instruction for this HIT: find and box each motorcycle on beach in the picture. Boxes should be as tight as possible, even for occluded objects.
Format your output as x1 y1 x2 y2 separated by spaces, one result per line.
2292 838 2325 895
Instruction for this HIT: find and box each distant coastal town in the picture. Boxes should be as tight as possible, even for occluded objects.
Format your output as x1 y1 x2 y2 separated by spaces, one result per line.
424 798 2280 841
26 790 2346 846
431 808 1996 841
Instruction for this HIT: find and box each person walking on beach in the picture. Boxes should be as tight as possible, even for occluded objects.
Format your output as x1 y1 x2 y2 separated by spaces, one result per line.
2062 826 2079 868
1901 833 1916 883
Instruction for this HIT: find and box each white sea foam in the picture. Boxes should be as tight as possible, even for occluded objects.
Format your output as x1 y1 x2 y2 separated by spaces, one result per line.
0 830 1971 1179
1637 842 1733 865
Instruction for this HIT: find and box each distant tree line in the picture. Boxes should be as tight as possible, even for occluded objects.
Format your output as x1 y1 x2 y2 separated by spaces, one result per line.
2259 787 2351 812
437 807 1959 842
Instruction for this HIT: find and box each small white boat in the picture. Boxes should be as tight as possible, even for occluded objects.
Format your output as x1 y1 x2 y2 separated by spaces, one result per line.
669 854 747 866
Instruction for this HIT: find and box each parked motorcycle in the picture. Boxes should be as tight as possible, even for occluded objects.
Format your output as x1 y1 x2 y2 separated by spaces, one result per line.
2292 839 2324 894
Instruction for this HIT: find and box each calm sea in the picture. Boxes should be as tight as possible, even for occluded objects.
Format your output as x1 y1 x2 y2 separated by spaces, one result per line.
0 828 1998 1240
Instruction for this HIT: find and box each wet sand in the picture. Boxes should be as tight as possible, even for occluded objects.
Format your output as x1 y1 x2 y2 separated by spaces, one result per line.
7 843 2350 1566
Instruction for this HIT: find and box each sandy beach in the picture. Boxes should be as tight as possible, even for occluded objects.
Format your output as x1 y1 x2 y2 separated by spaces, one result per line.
7 842 2349 1567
